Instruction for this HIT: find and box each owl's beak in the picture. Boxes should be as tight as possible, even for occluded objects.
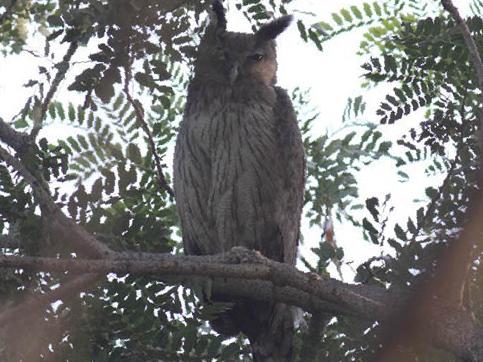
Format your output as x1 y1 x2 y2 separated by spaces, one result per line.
228 63 240 85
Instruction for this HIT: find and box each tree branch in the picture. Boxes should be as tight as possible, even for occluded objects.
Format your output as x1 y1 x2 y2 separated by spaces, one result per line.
0 249 395 318
0 248 481 360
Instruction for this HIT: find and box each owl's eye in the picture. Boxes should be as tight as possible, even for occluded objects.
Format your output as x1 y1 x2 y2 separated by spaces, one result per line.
247 53 264 61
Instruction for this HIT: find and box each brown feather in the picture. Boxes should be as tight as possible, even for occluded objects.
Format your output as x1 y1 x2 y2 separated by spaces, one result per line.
173 4 304 361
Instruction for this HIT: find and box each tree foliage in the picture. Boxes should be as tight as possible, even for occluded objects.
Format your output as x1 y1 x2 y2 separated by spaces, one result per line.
0 0 482 361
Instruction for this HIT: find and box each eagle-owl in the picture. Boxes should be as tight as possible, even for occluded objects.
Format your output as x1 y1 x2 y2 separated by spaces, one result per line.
173 1 305 360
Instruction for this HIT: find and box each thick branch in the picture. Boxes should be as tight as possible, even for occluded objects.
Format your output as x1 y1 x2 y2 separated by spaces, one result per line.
0 252 394 322
0 249 394 317
0 249 481 360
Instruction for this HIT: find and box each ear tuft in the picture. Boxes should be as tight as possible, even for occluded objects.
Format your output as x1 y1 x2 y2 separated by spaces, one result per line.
211 0 227 31
256 15 293 42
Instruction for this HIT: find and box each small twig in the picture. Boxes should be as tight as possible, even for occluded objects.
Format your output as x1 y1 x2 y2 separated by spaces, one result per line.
123 64 175 198
31 41 79 140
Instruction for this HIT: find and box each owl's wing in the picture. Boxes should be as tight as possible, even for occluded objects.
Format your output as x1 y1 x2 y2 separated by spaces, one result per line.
173 114 216 256
274 86 306 266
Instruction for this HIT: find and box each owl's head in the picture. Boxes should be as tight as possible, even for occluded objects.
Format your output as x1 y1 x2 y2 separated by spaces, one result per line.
193 0 292 87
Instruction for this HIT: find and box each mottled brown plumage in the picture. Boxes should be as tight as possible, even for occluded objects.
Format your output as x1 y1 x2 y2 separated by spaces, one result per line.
173 2 305 360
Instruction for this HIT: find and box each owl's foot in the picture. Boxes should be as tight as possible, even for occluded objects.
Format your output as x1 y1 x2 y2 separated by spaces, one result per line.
229 246 268 264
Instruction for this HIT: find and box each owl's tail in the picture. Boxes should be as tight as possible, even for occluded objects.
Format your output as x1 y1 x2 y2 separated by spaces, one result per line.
211 299 294 361
249 303 294 362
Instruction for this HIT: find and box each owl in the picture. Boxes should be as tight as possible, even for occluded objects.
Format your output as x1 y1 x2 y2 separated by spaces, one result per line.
173 1 305 360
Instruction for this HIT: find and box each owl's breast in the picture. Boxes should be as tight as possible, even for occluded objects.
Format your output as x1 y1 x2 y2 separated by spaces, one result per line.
175 83 303 260
184 85 277 154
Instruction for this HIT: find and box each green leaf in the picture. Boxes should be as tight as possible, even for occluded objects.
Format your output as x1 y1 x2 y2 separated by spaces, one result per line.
373 2 382 16
317 21 333 31
363 2 373 17
407 217 417 234
365 197 379 222
425 187 438 199
14 118 28 129
91 178 103 200
350 6 363 19
39 138 48 151
47 15 64 27
332 13 343 25
127 144 143 164
340 9 353 22
220 343 240 359
362 218 379 244
68 103 76 122
318 242 336 261
394 224 407 241
296 21 307 43
95 82 115 103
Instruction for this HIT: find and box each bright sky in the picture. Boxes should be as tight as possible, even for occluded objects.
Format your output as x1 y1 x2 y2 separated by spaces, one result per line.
0 0 475 280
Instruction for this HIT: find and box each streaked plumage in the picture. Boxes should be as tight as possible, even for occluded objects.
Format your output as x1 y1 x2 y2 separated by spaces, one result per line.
173 2 305 360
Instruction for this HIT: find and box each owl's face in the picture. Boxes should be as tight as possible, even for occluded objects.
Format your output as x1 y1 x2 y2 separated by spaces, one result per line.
193 2 292 87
